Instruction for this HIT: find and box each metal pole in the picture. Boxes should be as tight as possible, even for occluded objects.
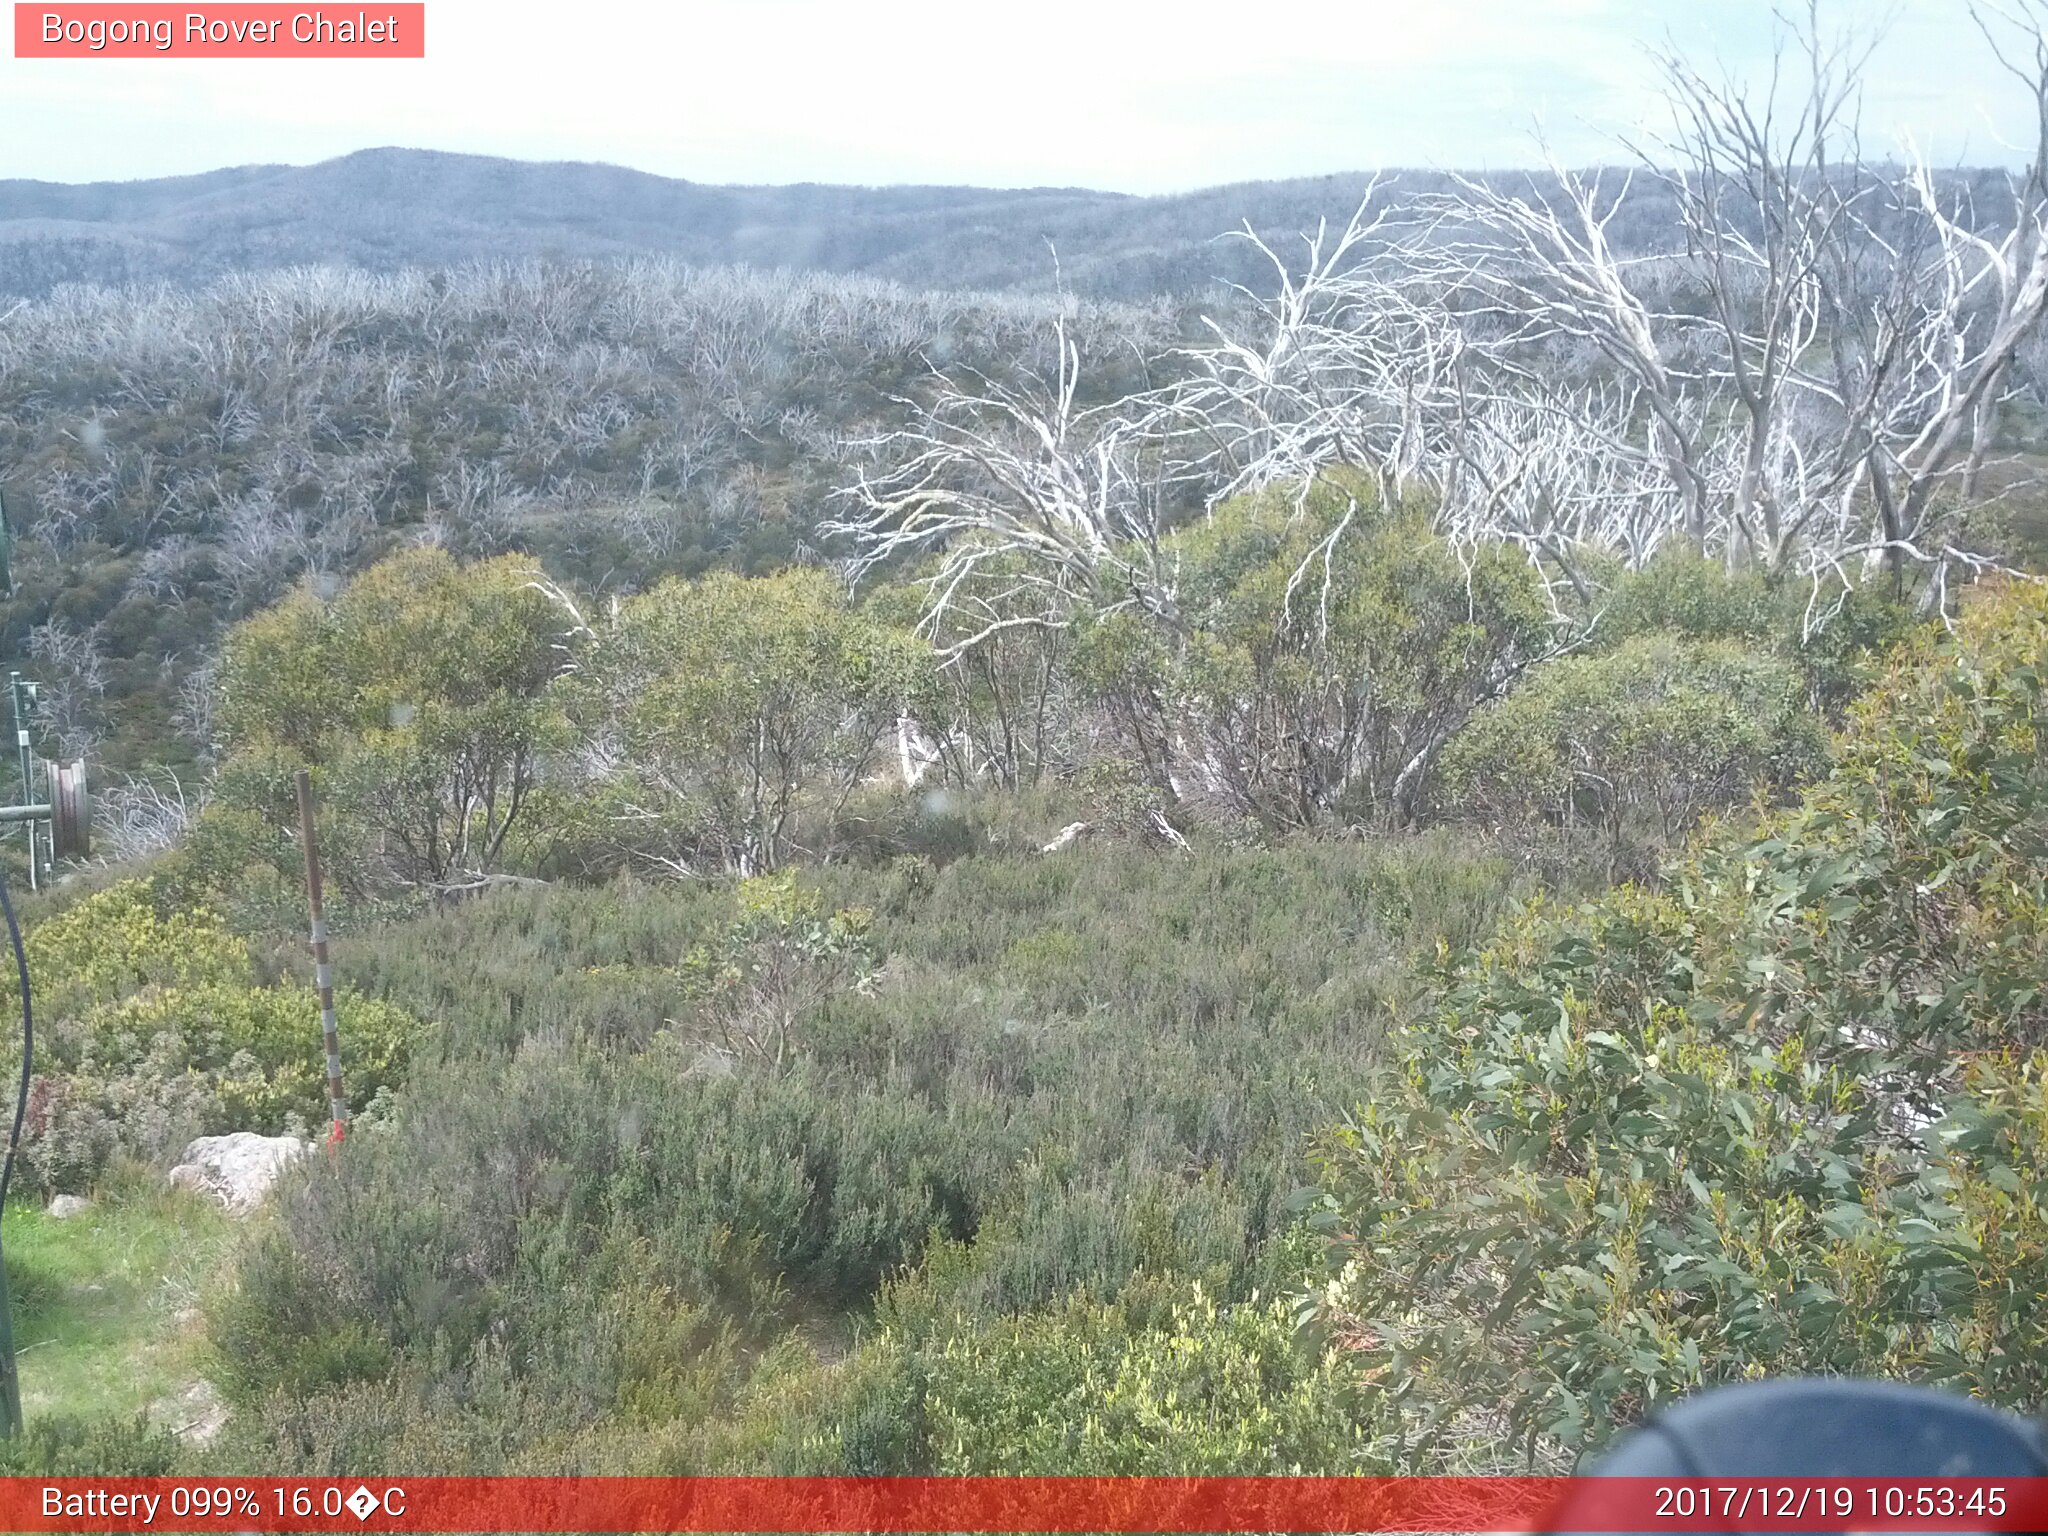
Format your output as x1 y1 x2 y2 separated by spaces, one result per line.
0 869 31 1439
0 1244 21 1438
294 771 350 1144
8 676 33 893
0 506 32 1434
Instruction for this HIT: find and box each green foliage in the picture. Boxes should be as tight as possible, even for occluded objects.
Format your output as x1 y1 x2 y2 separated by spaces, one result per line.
4 1183 237 1431
873 1289 1376 1475
0 880 428 1193
1591 553 1781 648
0 880 246 1019
868 555 1074 792
0 1415 183 1475
1710 577 2048 1080
674 873 879 1068
161 800 306 933
202 831 1544 1471
562 568 935 873
212 547 571 896
1312 579 2048 1468
101 983 419 1128
205 1230 400 1405
1075 478 1553 828
1593 553 1918 716
1441 634 1829 854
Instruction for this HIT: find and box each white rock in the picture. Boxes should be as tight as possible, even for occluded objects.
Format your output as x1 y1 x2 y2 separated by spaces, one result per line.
168 1132 312 1213
45 1194 90 1219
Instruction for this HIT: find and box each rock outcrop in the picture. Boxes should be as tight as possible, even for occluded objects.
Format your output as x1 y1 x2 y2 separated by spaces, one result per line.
168 1132 311 1213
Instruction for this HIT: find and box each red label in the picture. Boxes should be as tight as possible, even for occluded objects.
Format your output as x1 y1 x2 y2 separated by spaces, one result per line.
1 1477 2047 1533
15 4 424 56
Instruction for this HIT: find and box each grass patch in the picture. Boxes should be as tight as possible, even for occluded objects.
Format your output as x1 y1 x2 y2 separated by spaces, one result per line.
2 1180 235 1427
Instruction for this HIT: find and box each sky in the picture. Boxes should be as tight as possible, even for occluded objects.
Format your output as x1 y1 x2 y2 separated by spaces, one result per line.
0 0 2039 192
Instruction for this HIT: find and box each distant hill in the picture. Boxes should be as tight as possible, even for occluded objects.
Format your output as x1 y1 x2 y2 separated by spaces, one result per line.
0 147 1458 299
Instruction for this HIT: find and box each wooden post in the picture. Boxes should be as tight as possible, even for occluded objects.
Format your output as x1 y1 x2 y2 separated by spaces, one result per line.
294 770 349 1144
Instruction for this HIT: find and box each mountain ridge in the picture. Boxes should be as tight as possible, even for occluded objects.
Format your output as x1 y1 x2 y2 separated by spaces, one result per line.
0 146 1402 298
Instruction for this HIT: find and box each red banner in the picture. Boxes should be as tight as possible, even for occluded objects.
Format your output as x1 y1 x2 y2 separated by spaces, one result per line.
14 5 424 58
4 1476 2048 1532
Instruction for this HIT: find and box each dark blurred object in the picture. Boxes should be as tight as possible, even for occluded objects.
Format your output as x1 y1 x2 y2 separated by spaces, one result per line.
1551 1379 2048 1534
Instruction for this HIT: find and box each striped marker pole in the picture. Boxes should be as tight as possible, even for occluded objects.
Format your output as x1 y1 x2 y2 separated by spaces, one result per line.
294 769 350 1145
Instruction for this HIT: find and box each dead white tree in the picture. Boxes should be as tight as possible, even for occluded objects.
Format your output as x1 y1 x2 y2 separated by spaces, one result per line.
23 618 109 760
1107 190 1685 620
1140 178 1443 505
827 313 1178 648
1416 1 2048 603
93 771 201 863
824 4 2048 830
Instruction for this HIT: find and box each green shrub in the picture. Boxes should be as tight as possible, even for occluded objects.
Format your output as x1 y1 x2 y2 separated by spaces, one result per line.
674 872 879 1069
211 547 572 898
560 568 935 873
1439 635 1829 855
1312 579 2048 1469
1593 553 1919 716
1593 554 1780 647
83 982 421 1130
914 1289 1377 1474
704 1287 1375 1477
200 832 1543 1469
879 1168 1264 1338
0 1415 184 1475
1073 477 1554 829
867 551 1076 794
0 880 246 1021
0 879 429 1193
160 799 308 933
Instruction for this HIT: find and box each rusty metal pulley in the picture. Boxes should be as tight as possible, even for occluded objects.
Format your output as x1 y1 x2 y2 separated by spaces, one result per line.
41 759 88 861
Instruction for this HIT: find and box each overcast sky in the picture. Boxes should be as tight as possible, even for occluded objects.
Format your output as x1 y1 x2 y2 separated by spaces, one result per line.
1 1 2037 192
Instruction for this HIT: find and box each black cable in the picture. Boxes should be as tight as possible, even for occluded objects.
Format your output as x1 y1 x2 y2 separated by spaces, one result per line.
0 870 29 1215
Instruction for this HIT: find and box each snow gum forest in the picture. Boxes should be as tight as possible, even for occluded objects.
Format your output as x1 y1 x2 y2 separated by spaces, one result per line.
0 5 2047 1478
